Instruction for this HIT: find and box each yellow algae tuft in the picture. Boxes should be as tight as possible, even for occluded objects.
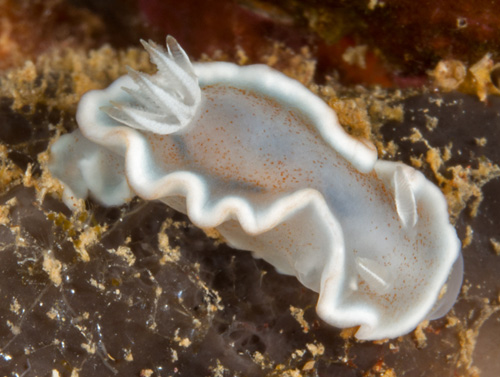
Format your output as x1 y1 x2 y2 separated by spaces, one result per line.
0 45 152 112
404 127 500 221
457 303 500 373
209 360 229 377
290 306 310 333
466 54 499 102
413 320 429 348
306 342 325 356
462 225 473 248
424 114 439 131
490 238 500 255
431 54 500 101
124 349 133 362
140 369 153 377
6 320 21 336
342 45 368 69
429 59 467 91
262 42 316 87
158 219 181 264
340 326 359 339
302 359 316 371
75 224 106 262
46 207 106 263
251 351 273 369
0 196 17 226
444 161 500 219
326 90 404 157
475 137 487 147
9 298 21 315
278 368 302 377
330 98 373 141
112 245 136 266
42 250 63 287
0 144 23 193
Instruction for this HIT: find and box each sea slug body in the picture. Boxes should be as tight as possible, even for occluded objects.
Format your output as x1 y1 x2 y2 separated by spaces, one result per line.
49 36 462 340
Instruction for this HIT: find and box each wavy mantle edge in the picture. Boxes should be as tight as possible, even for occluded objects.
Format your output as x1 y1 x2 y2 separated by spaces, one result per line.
49 62 461 340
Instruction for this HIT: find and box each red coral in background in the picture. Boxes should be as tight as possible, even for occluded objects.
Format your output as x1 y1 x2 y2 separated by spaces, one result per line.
138 0 312 61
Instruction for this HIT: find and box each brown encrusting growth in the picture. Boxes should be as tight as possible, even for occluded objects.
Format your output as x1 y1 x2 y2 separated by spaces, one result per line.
0 0 104 71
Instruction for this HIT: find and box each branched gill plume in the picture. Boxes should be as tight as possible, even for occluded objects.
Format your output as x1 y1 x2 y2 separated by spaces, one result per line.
101 36 201 134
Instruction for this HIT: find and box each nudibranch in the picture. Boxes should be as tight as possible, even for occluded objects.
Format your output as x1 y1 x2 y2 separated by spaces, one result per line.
49 36 463 340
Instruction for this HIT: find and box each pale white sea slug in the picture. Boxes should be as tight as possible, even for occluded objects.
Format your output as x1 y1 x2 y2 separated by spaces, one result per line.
49 36 463 340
